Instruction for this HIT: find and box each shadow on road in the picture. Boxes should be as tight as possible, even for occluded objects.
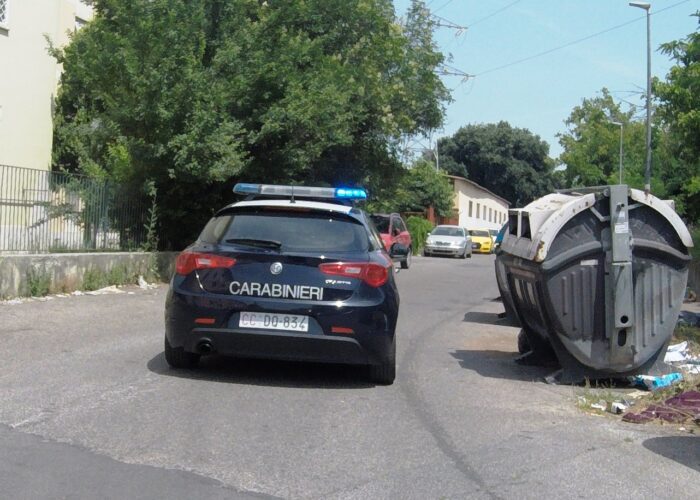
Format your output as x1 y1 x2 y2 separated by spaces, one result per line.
463 311 505 325
147 352 375 389
642 436 700 472
450 349 551 382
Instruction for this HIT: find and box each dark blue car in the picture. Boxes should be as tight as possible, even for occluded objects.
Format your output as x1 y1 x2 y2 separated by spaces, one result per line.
164 184 406 384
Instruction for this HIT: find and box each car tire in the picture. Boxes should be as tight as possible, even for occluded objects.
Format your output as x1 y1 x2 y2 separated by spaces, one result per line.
401 247 412 269
460 249 468 259
368 338 396 385
422 250 430 257
164 336 200 369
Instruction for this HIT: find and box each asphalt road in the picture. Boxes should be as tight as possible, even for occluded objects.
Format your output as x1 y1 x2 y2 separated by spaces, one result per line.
0 255 698 499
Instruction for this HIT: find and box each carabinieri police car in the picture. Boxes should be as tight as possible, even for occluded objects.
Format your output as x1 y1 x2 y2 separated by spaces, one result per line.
164 184 407 384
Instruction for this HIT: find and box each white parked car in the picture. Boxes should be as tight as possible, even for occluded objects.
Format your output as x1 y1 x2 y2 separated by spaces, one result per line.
423 225 472 259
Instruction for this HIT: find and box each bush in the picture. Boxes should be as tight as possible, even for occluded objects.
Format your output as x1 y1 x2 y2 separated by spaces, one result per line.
82 267 109 291
406 216 434 253
27 267 51 297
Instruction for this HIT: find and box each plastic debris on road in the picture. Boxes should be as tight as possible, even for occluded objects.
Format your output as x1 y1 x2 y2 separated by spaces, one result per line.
664 341 700 375
138 276 158 290
610 401 629 414
623 390 700 424
629 373 683 391
85 285 125 295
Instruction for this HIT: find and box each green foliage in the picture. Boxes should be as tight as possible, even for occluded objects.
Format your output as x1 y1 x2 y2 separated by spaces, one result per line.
107 264 137 286
51 0 449 248
27 267 51 297
82 267 109 291
370 159 454 217
674 324 700 348
555 88 679 198
141 181 159 252
406 216 433 253
655 12 700 224
438 122 557 207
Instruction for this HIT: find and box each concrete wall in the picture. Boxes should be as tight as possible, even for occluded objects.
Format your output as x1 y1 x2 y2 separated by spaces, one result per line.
0 0 93 170
0 251 178 298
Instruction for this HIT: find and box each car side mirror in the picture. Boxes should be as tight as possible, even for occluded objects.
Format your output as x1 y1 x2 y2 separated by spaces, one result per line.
390 244 409 258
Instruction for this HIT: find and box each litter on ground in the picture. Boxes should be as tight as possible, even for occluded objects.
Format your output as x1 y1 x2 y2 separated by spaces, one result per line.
623 390 700 424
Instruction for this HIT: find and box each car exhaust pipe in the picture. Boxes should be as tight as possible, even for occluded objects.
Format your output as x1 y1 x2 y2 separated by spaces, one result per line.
197 340 213 355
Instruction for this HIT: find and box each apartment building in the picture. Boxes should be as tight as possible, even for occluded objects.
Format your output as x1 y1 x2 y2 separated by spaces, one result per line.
0 0 92 170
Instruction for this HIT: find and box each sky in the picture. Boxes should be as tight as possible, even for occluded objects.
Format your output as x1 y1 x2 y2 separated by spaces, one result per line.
393 0 699 159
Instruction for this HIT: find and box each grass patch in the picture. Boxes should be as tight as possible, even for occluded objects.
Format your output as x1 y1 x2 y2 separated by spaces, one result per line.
82 268 109 291
83 265 141 291
107 264 137 286
575 380 627 414
26 267 51 297
673 324 700 347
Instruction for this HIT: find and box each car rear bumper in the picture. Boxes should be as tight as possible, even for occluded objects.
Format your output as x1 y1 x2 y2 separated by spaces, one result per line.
183 327 372 365
424 245 465 256
472 242 492 253
165 287 398 366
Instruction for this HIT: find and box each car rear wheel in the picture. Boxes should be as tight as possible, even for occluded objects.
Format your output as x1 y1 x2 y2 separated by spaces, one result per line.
401 248 412 269
164 336 200 369
368 338 396 385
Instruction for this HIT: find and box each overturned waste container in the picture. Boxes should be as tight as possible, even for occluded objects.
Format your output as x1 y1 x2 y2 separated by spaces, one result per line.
497 185 694 383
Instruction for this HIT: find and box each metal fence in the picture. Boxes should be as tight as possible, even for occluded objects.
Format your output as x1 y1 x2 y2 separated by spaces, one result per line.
0 164 149 253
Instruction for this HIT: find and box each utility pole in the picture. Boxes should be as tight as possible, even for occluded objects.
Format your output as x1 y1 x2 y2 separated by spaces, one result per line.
610 121 624 184
630 2 652 194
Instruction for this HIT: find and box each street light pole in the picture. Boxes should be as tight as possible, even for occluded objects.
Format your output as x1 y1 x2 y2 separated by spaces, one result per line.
611 121 624 184
630 1 652 194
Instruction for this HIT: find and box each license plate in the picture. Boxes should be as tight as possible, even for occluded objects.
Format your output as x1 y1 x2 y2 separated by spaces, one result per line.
239 312 309 332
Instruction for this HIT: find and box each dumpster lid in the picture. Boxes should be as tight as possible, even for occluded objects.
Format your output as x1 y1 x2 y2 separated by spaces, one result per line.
501 186 693 262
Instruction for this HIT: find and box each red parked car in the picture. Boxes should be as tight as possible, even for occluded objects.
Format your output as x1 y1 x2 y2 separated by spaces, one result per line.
370 213 412 269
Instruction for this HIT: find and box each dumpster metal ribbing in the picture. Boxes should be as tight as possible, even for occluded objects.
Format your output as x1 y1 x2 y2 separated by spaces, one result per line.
496 185 694 383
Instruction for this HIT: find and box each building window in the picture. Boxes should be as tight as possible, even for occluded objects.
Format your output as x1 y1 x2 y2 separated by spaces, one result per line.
468 201 473 217
0 0 8 28
476 203 480 219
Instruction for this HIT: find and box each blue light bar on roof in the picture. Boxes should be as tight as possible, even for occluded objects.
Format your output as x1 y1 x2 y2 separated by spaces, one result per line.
233 183 262 194
233 183 367 200
335 187 367 199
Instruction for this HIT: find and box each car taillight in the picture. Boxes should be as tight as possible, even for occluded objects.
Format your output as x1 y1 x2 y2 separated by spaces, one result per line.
175 251 236 275
319 262 390 288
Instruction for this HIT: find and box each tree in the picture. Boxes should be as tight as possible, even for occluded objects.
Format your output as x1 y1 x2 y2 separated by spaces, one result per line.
557 88 651 189
368 159 454 217
51 0 449 248
655 12 700 223
437 122 557 207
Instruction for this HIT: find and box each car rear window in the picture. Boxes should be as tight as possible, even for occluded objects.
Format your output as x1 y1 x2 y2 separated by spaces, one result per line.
469 230 490 237
369 215 390 233
199 210 371 253
432 227 464 237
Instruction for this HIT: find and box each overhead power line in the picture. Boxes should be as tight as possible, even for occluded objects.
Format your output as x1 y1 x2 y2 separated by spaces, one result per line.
432 14 468 35
432 0 456 15
468 0 522 28
437 64 474 82
476 0 691 77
